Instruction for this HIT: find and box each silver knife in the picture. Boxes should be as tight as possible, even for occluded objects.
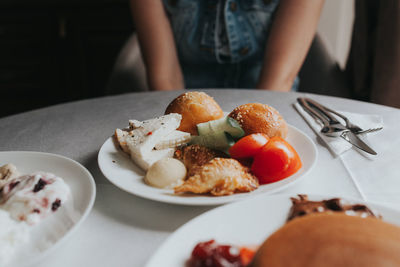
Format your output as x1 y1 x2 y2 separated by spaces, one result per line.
340 130 377 155
297 98 378 155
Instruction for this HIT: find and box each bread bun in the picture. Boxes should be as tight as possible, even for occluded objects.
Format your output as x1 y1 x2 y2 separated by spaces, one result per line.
228 103 287 138
165 92 224 135
250 213 400 267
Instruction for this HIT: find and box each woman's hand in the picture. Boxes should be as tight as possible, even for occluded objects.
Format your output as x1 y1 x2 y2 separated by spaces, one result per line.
130 0 184 91
257 0 325 92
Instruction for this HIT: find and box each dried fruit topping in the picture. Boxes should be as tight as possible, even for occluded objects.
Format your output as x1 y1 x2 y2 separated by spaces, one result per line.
51 199 61 211
186 239 254 267
33 178 47 193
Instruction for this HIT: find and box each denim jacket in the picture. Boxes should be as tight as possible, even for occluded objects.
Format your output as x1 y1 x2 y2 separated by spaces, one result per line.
162 0 299 90
163 0 279 64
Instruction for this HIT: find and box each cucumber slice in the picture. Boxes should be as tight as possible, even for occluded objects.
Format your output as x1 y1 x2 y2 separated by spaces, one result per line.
190 131 235 153
197 116 244 139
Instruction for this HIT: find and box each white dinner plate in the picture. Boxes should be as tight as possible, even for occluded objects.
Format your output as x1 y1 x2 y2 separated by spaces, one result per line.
145 194 400 266
0 151 96 267
98 124 317 206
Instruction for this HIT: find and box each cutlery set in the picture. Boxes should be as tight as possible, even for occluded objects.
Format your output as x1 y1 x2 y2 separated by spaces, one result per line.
297 97 382 155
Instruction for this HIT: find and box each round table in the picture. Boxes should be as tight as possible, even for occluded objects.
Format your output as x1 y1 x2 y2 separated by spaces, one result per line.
1 89 399 267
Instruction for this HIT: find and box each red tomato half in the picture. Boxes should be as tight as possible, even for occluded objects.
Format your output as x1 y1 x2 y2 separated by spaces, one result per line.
240 247 256 266
228 133 269 159
251 137 302 184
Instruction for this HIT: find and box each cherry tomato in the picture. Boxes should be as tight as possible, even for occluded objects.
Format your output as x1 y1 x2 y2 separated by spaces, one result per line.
229 133 269 159
251 137 302 184
240 247 256 266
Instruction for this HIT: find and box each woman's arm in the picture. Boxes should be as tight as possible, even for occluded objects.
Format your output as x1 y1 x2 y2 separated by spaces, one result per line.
130 0 184 91
256 0 325 91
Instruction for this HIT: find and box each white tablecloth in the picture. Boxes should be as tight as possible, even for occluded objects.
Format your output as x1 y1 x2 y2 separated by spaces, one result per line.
1 90 399 267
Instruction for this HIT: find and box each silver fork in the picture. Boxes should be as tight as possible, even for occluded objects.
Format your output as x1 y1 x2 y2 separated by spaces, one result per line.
303 98 383 134
324 107 383 134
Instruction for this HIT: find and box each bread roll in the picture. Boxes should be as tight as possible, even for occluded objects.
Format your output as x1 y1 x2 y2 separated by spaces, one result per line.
250 213 400 267
228 103 287 138
165 92 224 135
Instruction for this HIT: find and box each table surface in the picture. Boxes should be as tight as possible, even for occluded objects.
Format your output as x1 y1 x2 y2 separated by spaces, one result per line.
1 89 400 267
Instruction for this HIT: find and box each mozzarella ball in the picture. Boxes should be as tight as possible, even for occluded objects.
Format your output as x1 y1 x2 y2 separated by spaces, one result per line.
145 158 187 188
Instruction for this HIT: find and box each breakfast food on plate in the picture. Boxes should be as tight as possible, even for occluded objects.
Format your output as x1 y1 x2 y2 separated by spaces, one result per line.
228 103 288 138
175 144 227 176
114 91 303 195
287 194 378 221
250 213 400 267
250 137 302 184
165 91 224 135
229 135 302 184
228 133 270 159
114 113 191 171
145 158 187 189
0 209 29 266
186 195 387 267
0 171 70 225
174 158 259 196
187 239 255 267
0 164 70 265
196 116 245 138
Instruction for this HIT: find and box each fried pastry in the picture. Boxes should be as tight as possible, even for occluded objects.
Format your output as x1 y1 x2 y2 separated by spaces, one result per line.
174 158 259 196
175 144 226 176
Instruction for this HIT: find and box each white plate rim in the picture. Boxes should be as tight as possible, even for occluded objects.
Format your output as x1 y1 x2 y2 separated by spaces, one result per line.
98 124 318 206
145 193 400 267
0 151 96 267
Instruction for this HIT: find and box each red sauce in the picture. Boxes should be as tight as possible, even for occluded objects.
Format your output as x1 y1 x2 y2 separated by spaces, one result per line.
186 239 255 267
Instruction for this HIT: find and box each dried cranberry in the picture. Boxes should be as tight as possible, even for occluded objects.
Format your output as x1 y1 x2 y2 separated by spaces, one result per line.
33 179 47 193
51 199 61 211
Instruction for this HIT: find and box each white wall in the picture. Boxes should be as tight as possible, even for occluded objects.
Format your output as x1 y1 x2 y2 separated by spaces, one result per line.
317 0 355 69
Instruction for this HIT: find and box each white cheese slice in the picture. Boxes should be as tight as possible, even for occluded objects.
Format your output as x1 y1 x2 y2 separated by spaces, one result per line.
130 148 175 171
122 113 182 170
127 113 181 156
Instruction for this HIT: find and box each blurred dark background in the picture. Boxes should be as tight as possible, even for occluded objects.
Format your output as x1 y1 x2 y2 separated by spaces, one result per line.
0 0 133 118
1 0 399 118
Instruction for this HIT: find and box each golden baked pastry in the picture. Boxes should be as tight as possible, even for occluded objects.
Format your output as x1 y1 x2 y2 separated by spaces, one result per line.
250 213 400 267
174 158 259 196
175 144 226 176
228 103 288 138
165 91 224 135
